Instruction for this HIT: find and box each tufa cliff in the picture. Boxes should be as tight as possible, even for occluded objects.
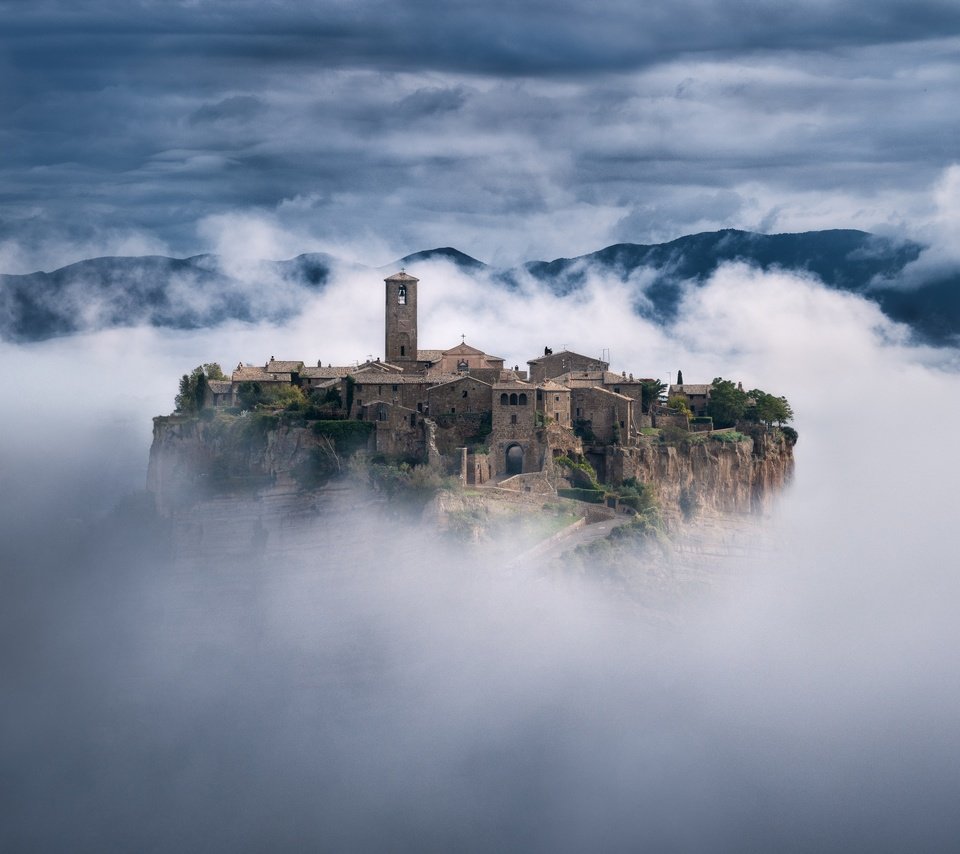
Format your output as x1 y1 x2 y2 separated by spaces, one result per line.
148 412 793 531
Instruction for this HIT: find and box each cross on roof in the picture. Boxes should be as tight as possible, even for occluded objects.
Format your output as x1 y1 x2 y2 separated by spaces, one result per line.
461 333 466 343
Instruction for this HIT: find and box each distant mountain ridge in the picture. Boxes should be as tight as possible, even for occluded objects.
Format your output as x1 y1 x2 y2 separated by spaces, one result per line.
2 230 957 346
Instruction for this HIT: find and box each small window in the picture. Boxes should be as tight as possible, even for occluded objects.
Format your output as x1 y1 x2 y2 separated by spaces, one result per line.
378 385 382 395
398 284 407 304
400 345 406 357
518 393 527 406
555 395 559 402
451 406 456 414
462 389 468 398
509 393 518 405
614 387 620 394
620 420 625 428
500 393 509 405
576 407 581 417
410 414 416 427
417 402 423 412
511 413 517 424
392 384 398 392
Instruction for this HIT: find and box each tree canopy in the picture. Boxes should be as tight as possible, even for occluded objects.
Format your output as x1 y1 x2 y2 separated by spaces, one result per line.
706 378 747 428
640 379 666 412
748 390 794 427
175 363 224 413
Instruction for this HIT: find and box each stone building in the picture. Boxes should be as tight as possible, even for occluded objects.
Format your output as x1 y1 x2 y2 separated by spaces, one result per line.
571 386 633 445
491 380 537 475
668 383 712 416
427 375 493 416
536 380 571 427
527 349 609 384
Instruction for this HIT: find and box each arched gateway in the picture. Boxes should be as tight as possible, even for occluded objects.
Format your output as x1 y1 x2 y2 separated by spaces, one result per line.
505 444 524 475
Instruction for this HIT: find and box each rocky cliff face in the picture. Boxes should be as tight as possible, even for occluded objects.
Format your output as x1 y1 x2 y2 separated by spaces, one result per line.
147 414 327 516
148 415 793 534
606 428 794 527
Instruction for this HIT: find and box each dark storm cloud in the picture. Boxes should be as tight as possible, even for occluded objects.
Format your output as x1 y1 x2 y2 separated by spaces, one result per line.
1 1 960 268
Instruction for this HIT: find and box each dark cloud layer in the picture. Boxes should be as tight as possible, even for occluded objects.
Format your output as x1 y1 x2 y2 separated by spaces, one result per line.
1 2 959 268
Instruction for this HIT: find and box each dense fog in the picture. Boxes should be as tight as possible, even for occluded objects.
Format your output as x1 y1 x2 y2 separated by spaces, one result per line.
3 261 960 851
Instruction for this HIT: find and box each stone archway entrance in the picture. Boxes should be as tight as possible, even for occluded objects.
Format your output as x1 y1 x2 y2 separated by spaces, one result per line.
505 444 524 475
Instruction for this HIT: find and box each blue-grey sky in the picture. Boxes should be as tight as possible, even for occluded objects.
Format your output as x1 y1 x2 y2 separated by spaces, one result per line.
2 0 960 270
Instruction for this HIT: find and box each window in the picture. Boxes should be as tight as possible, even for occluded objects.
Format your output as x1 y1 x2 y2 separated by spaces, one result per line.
620 420 625 428
417 402 423 412
555 395 560 402
398 284 407 304
518 393 527 406
576 407 581 416
509 393 518 405
500 393 509 405
614 387 620 394
410 414 416 427
400 345 405 357
511 413 517 424
451 406 456 414
378 385 382 395
392 384 398 392
462 390 468 398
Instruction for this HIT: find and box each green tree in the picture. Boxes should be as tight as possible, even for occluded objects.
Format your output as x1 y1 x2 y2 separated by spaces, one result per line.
667 395 692 417
706 378 747 428
203 363 226 381
175 363 226 413
749 389 794 427
640 379 667 412
237 381 265 410
676 369 684 385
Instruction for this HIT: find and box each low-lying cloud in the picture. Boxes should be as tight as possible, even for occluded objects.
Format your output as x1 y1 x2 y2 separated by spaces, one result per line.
3 259 960 850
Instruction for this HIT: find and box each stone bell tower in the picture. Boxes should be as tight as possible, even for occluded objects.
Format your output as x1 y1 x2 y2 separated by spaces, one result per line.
384 270 418 365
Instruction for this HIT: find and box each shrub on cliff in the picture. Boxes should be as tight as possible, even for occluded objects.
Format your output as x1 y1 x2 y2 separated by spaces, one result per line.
780 425 799 445
555 456 601 490
659 425 690 444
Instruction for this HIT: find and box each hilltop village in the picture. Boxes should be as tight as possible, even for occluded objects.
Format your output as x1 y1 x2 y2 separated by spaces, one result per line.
174 271 792 504
187 270 750 487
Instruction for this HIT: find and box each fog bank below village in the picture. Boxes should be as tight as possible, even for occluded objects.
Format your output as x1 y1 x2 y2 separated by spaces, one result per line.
3 261 960 851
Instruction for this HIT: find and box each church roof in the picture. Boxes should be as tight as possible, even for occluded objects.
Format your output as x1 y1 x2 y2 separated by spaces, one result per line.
384 271 419 282
443 342 485 356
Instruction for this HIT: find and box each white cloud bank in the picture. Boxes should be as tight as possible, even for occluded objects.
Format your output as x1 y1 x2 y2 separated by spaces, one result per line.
3 259 960 849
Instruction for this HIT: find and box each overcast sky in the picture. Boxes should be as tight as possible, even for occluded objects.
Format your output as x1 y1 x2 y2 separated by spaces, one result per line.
2 0 960 270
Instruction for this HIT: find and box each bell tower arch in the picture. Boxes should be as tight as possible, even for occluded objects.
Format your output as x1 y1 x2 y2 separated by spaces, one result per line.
385 271 418 365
